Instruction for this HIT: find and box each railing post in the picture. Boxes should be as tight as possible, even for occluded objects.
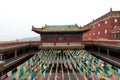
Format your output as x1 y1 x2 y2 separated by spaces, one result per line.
14 50 17 59
107 48 109 58
0 54 3 61
98 47 100 53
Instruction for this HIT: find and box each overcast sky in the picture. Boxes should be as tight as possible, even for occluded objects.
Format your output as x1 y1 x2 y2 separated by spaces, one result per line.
0 0 120 41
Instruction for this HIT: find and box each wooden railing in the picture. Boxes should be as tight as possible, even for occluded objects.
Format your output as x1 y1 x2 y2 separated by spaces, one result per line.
0 40 120 48
0 40 40 47
82 39 120 46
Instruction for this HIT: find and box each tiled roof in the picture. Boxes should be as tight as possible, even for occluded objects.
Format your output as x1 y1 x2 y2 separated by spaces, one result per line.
32 24 90 33
44 25 80 31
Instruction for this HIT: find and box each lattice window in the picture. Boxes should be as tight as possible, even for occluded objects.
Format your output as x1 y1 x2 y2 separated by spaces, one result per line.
98 23 100 27
105 29 107 34
98 31 100 35
114 19 118 22
105 21 108 24
113 33 118 39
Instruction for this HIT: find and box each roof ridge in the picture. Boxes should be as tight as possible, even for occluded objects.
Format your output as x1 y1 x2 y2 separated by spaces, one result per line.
46 24 76 26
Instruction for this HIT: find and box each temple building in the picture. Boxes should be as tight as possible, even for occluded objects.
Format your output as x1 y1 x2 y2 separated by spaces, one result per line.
82 8 120 41
1 9 120 80
32 24 90 49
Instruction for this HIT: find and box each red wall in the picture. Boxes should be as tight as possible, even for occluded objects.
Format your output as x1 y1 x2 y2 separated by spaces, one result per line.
41 36 54 42
41 35 82 43
110 17 120 39
82 17 120 41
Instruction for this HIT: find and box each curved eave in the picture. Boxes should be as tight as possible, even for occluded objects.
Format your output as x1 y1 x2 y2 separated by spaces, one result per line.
32 28 90 34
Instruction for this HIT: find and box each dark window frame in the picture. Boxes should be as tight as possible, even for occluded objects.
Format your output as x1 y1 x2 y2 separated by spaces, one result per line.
113 33 119 39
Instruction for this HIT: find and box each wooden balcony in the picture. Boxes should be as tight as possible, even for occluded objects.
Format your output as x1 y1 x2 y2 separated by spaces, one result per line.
82 40 120 51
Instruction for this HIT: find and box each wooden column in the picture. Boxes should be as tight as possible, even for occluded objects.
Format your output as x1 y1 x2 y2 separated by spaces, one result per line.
0 54 3 61
53 36 56 46
67 36 70 45
98 47 100 53
40 40 42 46
14 50 17 59
107 48 110 57
80 36 82 43
40 35 42 46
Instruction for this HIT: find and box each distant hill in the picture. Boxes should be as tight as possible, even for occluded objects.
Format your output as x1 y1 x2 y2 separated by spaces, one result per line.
20 36 40 41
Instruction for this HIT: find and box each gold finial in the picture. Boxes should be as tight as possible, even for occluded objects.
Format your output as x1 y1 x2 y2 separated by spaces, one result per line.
79 25 82 28
75 23 78 27
110 8 112 12
42 26 43 28
45 24 47 27
32 26 34 29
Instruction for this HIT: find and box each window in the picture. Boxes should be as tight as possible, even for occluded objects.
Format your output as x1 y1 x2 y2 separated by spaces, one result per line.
0 55 2 61
59 36 63 41
98 23 100 27
89 33 91 36
105 29 107 34
113 33 118 39
114 26 117 29
93 32 95 35
105 21 108 24
98 31 100 35
89 37 91 40
114 19 118 22
93 26 95 28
